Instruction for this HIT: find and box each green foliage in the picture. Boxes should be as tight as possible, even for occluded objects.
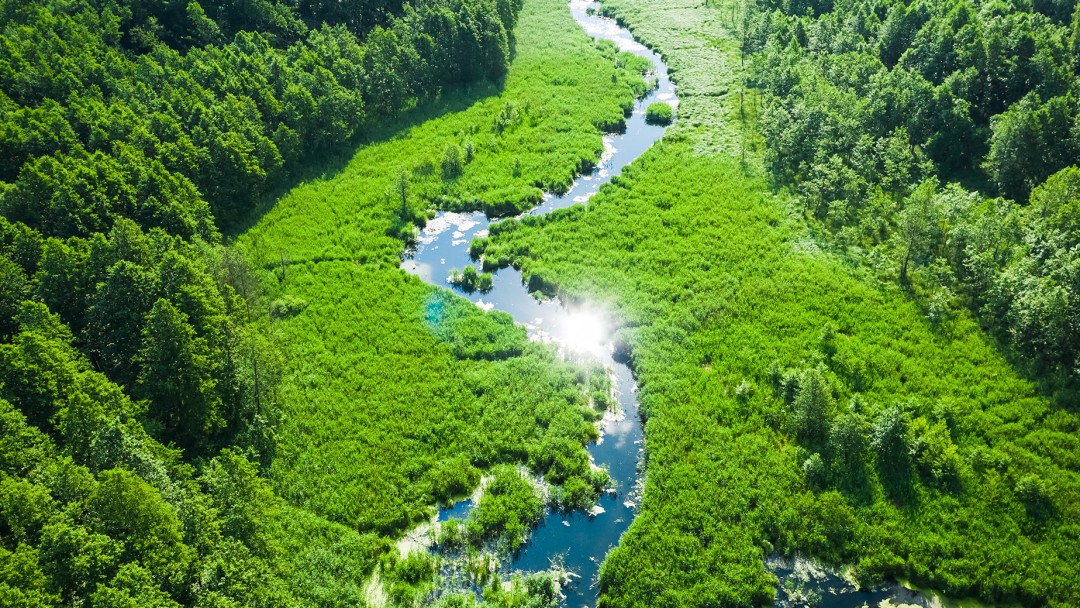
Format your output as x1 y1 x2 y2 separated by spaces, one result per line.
644 102 674 125
443 143 465 180
486 136 1080 605
268 295 308 319
236 0 647 544
0 0 540 604
0 0 524 230
137 299 223 452
450 265 494 292
793 368 832 449
741 0 1080 375
468 466 543 550
870 405 913 501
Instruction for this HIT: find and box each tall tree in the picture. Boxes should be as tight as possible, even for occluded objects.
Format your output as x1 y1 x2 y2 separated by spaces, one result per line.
136 299 222 453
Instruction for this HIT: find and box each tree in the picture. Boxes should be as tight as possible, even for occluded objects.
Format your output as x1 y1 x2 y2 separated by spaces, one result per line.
85 469 194 591
38 522 123 603
136 299 222 453
985 94 1079 202
829 411 867 491
793 368 832 449
1071 2 1080 70
995 167 1080 369
89 563 181 608
441 143 463 180
871 405 912 499
0 544 62 607
185 1 222 47
0 255 29 339
85 262 152 388
198 449 280 556
0 302 82 432
802 452 827 490
898 180 943 282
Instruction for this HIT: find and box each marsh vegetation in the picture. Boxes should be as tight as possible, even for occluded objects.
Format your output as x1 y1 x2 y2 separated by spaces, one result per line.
1 0 1077 605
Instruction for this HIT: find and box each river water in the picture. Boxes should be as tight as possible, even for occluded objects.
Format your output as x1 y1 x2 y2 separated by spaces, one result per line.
402 3 671 605
402 2 944 607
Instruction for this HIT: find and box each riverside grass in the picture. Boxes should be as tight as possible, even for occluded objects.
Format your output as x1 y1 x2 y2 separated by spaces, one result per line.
486 138 1080 608
236 0 646 562
479 0 1080 606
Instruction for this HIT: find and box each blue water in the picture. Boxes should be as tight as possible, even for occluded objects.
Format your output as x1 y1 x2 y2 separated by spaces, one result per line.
402 3 670 604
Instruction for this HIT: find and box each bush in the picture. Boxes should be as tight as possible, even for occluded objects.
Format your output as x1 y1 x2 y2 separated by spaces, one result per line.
427 457 481 504
469 466 542 549
559 475 595 510
441 144 463 179
463 138 475 164
269 295 308 319
449 265 493 293
645 102 674 125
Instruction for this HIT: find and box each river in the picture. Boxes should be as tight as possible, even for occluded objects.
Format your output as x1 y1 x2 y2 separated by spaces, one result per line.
402 3 670 605
401 2 946 607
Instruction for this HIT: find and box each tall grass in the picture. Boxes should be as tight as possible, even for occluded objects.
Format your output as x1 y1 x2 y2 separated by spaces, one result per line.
481 0 1080 594
484 135 1080 606
235 0 647 560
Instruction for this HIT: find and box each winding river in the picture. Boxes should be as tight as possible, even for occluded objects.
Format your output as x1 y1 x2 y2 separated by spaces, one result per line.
402 2 945 607
402 3 669 605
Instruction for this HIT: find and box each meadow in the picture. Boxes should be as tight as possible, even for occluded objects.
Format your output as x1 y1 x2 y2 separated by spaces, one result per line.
478 0 1080 605
0 0 653 604
236 0 647 567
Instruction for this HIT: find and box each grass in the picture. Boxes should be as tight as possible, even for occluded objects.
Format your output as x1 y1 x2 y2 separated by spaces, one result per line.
475 0 1080 604
484 135 1080 607
599 0 751 155
235 0 647 565
644 102 674 125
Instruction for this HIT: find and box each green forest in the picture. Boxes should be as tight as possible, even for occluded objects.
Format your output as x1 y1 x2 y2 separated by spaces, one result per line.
0 0 1078 604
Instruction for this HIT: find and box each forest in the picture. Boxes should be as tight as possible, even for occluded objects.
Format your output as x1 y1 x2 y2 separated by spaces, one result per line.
1 0 1078 604
744 0 1080 382
479 0 1080 605
0 0 565 604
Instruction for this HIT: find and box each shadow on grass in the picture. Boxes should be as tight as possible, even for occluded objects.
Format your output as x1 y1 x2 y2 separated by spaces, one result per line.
222 79 506 240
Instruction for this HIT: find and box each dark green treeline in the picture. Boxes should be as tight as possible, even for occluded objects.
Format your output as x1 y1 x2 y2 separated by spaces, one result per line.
0 0 523 604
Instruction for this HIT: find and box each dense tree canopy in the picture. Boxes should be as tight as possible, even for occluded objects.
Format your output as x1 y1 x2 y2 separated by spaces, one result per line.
0 0 526 603
745 0 1080 378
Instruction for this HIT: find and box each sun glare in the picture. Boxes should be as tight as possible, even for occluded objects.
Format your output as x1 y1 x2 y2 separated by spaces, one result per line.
556 309 610 358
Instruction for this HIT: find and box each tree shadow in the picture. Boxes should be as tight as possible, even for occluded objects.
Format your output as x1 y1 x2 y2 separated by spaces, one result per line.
222 78 507 241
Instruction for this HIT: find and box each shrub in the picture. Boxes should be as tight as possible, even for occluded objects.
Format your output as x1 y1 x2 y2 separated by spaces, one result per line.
427 457 481 504
559 475 595 510
469 466 542 549
269 295 308 319
645 102 674 125
441 144 463 179
803 452 827 490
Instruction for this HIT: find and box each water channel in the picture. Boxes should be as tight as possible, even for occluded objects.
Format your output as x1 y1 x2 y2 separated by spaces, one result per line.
402 2 945 606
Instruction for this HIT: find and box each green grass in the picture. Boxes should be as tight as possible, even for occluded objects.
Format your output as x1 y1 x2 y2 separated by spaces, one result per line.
236 0 645 555
475 0 1080 602
484 135 1080 607
644 102 674 125
239 0 1080 604
599 0 750 155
